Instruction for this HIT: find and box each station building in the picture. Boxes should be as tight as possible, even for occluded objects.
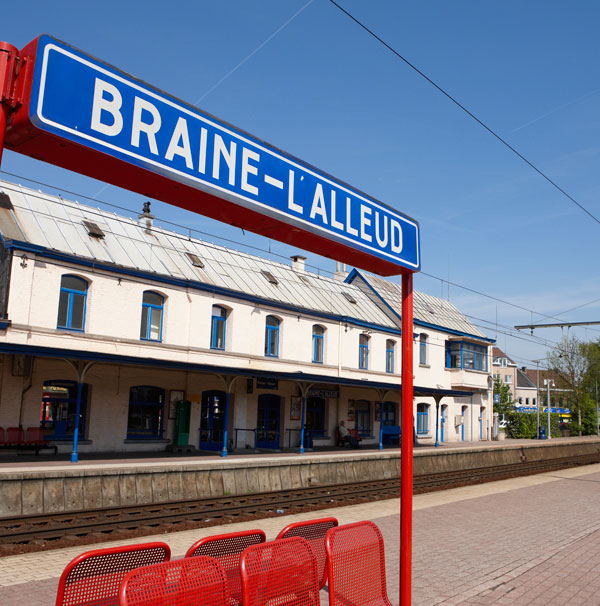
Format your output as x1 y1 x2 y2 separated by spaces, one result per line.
0 179 495 455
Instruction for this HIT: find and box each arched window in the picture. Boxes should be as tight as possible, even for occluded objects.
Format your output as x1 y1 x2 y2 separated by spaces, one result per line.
265 315 280 357
127 386 165 439
211 305 227 350
312 325 325 364
57 275 88 331
419 333 428 365
386 339 395 373
359 334 369 369
416 403 429 434
140 291 164 341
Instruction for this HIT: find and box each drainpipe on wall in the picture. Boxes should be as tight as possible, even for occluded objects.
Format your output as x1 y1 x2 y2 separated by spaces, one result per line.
18 358 34 428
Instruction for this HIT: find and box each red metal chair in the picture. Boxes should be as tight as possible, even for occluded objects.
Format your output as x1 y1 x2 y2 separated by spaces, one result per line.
325 521 392 606
56 541 171 606
240 537 320 606
276 517 338 588
185 529 265 605
25 427 46 444
6 427 24 445
119 555 229 606
0 427 5 445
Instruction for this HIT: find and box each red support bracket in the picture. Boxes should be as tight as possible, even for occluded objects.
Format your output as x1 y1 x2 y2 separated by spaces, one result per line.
0 42 20 167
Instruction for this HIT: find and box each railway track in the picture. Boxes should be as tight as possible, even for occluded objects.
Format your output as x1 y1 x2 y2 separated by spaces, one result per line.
1 451 599 551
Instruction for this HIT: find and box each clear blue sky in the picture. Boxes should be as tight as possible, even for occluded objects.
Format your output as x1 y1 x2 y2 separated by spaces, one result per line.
2 0 600 366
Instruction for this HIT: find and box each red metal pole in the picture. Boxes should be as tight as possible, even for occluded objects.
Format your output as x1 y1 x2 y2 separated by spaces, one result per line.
0 42 19 168
400 271 414 606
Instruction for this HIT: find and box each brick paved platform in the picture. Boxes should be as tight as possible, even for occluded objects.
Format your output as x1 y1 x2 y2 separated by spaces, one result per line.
1 462 599 605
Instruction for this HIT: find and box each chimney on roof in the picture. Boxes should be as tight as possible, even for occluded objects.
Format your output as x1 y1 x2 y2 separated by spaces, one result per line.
138 201 154 230
291 255 306 272
334 261 348 282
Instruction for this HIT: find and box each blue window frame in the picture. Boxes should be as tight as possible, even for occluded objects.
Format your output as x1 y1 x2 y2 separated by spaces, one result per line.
416 403 429 434
385 339 395 373
359 334 369 369
354 399 371 436
419 334 428 365
312 325 324 364
140 291 163 341
211 305 227 350
265 315 280 357
445 341 488 371
57 275 87 331
127 385 165 439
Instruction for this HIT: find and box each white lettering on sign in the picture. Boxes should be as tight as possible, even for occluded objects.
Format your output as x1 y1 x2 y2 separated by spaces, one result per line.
91 79 123 136
131 97 161 155
84 73 415 267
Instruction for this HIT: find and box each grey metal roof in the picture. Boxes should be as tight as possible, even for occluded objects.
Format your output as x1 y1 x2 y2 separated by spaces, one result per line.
0 180 394 327
0 179 488 340
350 270 488 339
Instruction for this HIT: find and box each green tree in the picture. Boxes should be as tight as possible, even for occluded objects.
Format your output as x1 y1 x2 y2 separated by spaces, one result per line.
493 375 513 416
548 336 590 435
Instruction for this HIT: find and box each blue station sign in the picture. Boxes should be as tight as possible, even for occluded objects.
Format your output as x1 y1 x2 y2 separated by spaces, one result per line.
5 36 420 275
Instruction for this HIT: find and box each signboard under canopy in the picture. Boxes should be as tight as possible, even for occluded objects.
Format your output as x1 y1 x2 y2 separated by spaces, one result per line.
4 35 420 275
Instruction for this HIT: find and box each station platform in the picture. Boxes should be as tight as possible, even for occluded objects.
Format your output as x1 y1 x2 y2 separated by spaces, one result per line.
2 460 600 605
1 436 599 518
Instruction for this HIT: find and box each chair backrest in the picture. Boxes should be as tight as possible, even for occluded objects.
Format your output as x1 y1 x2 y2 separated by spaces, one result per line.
6 427 24 444
119 555 229 606
241 537 320 606
276 517 338 588
0 427 5 444
56 542 171 606
26 427 45 444
185 529 265 605
325 521 392 606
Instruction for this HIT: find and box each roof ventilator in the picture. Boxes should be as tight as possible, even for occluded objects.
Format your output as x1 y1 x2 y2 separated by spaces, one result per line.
261 270 279 285
82 220 105 239
186 252 205 268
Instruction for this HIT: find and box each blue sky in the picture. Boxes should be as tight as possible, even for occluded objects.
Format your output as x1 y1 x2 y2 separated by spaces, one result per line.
2 0 600 366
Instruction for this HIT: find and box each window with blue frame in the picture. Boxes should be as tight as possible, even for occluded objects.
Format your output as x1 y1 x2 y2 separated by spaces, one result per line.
419 333 428 365
57 275 88 331
211 305 227 350
354 399 371 436
265 315 280 357
445 341 488 371
385 339 395 373
140 291 164 341
312 325 324 364
127 386 165 439
416 403 429 434
359 334 369 369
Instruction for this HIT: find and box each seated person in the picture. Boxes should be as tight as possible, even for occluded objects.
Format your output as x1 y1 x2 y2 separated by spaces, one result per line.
338 420 358 447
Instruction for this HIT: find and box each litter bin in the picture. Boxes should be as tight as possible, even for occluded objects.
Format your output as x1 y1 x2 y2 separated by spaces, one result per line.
538 426 547 440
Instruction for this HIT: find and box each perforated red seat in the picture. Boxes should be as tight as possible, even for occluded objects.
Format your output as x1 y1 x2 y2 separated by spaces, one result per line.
56 542 170 606
325 521 392 606
276 517 338 588
119 555 229 606
6 427 24 445
240 537 320 606
185 529 265 605
25 427 46 444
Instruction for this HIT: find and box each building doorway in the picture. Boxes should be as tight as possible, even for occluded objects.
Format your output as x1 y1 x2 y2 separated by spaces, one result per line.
256 394 281 449
200 390 226 451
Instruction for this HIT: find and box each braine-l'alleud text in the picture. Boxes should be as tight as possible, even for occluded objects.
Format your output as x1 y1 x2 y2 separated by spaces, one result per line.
90 78 403 252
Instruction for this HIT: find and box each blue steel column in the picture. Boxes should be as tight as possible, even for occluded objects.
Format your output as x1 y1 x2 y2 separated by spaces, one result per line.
221 391 230 457
378 400 384 450
70 381 84 463
435 400 440 447
299 395 307 454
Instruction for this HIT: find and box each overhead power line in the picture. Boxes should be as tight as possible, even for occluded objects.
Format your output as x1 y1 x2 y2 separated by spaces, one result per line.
327 0 600 226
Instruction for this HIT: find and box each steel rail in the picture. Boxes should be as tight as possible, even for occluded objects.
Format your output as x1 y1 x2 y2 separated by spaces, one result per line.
1 452 598 548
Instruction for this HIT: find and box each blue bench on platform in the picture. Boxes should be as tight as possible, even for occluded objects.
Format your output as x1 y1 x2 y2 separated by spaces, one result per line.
381 425 401 445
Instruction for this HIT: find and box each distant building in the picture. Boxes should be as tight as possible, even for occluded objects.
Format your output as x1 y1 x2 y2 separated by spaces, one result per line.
0 179 495 453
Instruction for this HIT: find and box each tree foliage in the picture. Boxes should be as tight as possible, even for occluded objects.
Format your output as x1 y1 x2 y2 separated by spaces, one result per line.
493 375 513 416
547 336 599 436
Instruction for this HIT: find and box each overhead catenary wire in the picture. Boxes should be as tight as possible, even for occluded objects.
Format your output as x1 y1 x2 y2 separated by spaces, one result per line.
327 0 600 226
2 169 594 350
